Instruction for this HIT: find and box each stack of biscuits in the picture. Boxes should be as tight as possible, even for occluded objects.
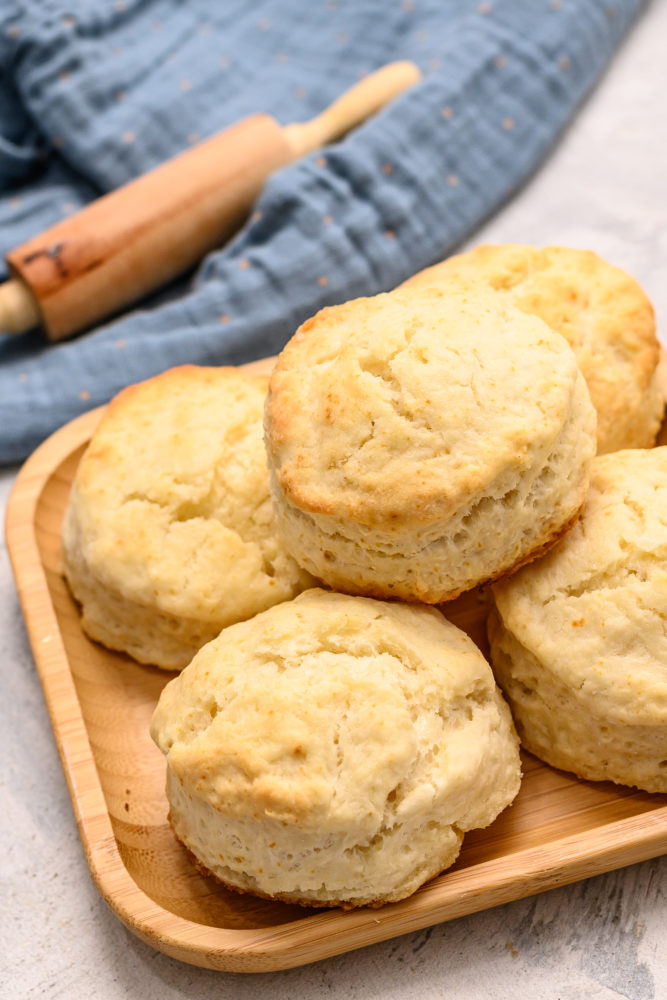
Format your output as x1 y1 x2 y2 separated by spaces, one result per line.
62 243 666 910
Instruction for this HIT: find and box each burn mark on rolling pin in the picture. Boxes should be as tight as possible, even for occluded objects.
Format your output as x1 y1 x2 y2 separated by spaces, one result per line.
79 257 106 274
22 242 69 278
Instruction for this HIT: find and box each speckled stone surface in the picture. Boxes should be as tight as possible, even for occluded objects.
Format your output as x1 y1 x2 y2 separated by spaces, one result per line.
2 3 665 996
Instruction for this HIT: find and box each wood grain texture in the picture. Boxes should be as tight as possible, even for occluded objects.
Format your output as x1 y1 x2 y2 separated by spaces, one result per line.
7 118 291 340
5 355 667 973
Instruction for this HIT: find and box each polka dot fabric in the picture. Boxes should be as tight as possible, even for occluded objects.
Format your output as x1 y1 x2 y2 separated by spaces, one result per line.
0 0 645 462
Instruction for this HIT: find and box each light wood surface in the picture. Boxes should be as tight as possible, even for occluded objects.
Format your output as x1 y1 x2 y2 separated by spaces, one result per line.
6 354 667 973
1 62 420 342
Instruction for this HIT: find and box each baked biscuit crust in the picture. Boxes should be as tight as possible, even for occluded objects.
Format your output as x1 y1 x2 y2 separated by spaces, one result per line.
151 589 522 908
265 287 596 603
405 244 664 454
490 447 667 793
62 365 313 670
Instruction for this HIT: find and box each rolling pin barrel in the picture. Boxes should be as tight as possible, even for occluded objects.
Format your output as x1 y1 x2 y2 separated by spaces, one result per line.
1 61 421 341
6 115 292 341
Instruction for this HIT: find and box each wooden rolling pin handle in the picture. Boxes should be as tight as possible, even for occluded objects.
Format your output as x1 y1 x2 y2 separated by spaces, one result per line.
282 60 422 159
0 277 41 334
0 60 421 342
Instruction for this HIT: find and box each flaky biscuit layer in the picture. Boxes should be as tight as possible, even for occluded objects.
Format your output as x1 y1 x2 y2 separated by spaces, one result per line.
490 447 667 793
151 589 522 907
62 365 313 670
265 286 596 603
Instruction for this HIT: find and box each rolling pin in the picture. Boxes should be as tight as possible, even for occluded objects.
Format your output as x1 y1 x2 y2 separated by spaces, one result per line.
0 61 420 341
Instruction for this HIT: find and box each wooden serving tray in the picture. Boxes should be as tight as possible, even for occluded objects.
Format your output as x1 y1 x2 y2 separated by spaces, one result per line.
6 356 667 973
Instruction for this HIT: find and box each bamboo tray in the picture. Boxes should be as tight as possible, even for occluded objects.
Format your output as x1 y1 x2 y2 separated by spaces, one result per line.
6 356 667 974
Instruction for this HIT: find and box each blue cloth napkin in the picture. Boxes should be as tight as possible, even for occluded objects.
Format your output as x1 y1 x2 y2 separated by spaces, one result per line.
0 0 645 463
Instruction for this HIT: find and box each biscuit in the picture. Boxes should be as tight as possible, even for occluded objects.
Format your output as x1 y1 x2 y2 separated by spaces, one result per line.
489 447 667 793
404 244 664 454
264 286 597 604
150 588 522 908
61 365 313 670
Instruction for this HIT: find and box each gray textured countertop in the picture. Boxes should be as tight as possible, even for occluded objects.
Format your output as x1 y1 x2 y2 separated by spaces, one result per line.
2 4 665 997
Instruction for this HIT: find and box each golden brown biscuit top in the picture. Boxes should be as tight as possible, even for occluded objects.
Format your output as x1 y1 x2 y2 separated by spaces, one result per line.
68 364 308 620
151 589 514 830
405 244 662 453
407 243 656 363
265 286 590 526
